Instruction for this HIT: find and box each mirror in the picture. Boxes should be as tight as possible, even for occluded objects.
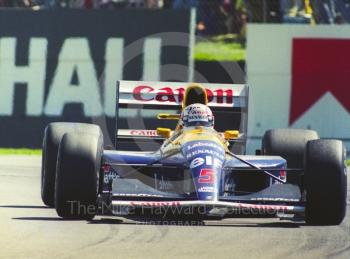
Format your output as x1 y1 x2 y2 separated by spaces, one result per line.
157 127 172 138
157 113 180 120
224 130 239 140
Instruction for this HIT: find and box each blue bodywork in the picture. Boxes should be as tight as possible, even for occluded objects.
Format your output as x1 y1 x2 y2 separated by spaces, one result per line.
102 139 291 203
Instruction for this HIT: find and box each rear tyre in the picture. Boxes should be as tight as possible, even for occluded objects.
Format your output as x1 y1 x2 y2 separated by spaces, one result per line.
41 123 101 207
55 132 103 219
262 129 319 184
305 139 347 225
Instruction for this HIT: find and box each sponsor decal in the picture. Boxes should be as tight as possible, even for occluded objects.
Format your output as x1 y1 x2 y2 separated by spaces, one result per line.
188 115 207 122
190 156 223 169
198 186 216 193
113 193 163 197
159 179 172 191
102 164 111 173
224 177 235 193
129 130 158 136
278 170 286 183
270 169 287 185
182 104 213 123
186 141 222 151
190 157 205 168
198 168 215 184
154 175 174 191
130 201 180 207
132 85 234 104
237 203 289 212
251 198 299 202
186 149 224 160
290 39 350 124
104 171 120 184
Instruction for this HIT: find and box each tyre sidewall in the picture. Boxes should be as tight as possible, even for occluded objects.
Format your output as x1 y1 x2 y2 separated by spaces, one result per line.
55 132 103 219
305 139 347 225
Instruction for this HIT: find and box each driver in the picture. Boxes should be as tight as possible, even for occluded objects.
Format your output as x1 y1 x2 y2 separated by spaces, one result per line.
179 103 214 129
162 103 218 149
164 103 214 146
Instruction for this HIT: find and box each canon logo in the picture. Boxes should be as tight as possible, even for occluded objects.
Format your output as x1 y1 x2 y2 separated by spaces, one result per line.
130 130 157 136
133 85 234 104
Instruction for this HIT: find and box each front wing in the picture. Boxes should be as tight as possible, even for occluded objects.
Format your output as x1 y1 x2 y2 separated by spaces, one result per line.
110 200 305 217
107 177 304 217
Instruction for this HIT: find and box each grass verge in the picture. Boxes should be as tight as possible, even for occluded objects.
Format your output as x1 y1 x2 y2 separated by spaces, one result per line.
0 148 42 155
347 160 350 166
194 41 246 61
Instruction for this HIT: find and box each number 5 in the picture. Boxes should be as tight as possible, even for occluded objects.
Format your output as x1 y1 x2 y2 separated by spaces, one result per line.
198 168 215 183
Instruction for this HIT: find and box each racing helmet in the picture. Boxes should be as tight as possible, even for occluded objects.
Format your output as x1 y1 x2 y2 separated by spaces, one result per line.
180 103 214 128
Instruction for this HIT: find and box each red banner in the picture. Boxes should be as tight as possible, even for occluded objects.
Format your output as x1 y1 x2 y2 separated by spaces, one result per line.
290 39 350 124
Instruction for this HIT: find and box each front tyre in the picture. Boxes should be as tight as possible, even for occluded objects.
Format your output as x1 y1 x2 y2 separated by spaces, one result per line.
262 128 319 185
305 139 347 225
41 122 101 207
55 132 103 220
262 128 319 168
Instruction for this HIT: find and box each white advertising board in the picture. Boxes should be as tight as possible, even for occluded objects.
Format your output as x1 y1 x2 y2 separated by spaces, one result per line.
247 24 350 154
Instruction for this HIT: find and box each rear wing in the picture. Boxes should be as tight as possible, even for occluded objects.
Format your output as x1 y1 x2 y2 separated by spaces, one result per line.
115 81 249 153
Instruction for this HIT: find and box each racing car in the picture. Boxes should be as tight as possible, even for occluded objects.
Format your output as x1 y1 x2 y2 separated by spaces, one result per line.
41 81 347 225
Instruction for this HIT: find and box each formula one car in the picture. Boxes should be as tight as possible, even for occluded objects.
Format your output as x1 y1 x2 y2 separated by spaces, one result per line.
41 81 347 225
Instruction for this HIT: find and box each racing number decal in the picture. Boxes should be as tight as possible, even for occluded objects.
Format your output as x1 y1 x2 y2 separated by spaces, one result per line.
198 169 215 183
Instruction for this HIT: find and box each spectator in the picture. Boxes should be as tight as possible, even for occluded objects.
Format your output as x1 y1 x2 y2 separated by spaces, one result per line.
145 0 163 8
128 0 145 8
39 0 57 8
98 0 128 8
67 0 93 8
197 0 227 35
221 0 246 34
280 0 313 23
83 0 94 8
163 0 172 8
172 0 197 8
243 0 263 22
3 0 28 7
310 0 347 24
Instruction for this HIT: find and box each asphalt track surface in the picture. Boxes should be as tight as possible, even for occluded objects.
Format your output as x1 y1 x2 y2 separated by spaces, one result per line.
0 156 349 259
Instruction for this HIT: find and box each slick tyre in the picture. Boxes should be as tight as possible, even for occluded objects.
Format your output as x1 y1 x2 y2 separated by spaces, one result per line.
41 123 101 207
262 129 319 185
304 139 347 225
55 132 103 220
